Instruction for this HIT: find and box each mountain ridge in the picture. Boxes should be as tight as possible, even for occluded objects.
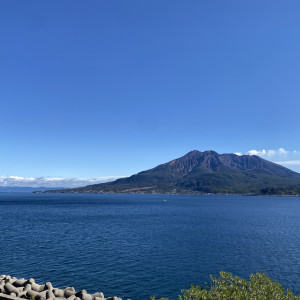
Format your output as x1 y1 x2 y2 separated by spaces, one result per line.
42 150 300 195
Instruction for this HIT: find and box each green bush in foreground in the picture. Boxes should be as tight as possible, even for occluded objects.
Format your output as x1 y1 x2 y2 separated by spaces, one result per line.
151 272 300 300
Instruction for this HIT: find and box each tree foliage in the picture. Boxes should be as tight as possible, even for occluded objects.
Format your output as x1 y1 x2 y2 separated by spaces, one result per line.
151 272 300 300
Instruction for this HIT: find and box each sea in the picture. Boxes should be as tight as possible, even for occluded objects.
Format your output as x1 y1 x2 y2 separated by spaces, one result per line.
0 193 300 299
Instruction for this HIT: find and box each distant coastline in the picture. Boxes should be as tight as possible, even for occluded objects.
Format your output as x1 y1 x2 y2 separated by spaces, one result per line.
35 189 300 197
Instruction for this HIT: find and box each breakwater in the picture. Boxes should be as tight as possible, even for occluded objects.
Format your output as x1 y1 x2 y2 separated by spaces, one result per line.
0 276 121 300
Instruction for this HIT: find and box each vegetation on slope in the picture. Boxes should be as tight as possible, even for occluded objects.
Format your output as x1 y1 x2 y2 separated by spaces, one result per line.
43 151 300 195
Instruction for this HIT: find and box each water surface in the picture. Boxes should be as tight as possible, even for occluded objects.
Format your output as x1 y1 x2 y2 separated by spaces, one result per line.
0 193 299 299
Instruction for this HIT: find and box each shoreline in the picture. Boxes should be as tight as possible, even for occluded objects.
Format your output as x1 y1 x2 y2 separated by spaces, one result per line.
33 190 300 197
0 276 121 300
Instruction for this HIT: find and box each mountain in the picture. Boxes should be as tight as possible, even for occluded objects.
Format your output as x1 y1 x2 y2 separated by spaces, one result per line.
44 150 300 195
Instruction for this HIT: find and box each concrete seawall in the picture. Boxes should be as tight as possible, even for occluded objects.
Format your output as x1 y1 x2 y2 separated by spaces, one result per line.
0 293 24 300
0 275 121 300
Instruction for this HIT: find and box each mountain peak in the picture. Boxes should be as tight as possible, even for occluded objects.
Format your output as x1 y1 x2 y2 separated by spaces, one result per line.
183 150 218 158
46 150 300 195
184 150 201 155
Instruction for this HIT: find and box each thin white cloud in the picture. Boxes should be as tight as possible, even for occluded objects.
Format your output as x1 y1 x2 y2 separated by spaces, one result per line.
275 160 300 166
246 149 267 156
235 148 300 172
0 176 125 188
266 150 276 156
234 152 243 156
7 176 36 182
278 147 287 154
241 148 296 157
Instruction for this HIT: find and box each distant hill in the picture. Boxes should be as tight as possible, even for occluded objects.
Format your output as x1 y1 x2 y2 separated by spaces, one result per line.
44 150 300 195
0 186 65 193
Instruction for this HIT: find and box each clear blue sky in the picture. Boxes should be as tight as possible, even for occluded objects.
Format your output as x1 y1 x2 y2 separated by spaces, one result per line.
1 1 300 182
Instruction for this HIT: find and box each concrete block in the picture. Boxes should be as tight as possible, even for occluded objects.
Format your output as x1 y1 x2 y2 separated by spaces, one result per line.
53 289 64 298
4 283 19 296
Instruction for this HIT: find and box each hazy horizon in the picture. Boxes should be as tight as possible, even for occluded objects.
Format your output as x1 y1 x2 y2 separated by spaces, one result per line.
1 149 300 188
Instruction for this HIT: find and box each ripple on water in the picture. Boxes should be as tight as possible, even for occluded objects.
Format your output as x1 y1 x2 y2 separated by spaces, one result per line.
0 193 300 299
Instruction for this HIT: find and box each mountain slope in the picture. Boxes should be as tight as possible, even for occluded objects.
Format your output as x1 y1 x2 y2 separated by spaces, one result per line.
46 150 300 195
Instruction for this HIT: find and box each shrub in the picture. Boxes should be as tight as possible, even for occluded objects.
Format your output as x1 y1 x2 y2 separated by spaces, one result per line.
151 272 300 300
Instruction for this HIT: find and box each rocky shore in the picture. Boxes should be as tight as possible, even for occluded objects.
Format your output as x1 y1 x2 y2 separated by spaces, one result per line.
0 275 121 300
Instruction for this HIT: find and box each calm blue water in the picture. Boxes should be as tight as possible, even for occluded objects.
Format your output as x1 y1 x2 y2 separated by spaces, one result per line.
0 193 300 299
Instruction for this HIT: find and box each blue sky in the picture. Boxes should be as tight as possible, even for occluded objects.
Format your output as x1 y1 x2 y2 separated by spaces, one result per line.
1 1 300 187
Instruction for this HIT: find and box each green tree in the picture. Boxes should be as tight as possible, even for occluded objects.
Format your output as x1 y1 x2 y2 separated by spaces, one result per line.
151 272 300 300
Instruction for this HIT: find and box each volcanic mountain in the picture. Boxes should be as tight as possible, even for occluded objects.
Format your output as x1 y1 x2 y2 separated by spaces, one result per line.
48 150 300 195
